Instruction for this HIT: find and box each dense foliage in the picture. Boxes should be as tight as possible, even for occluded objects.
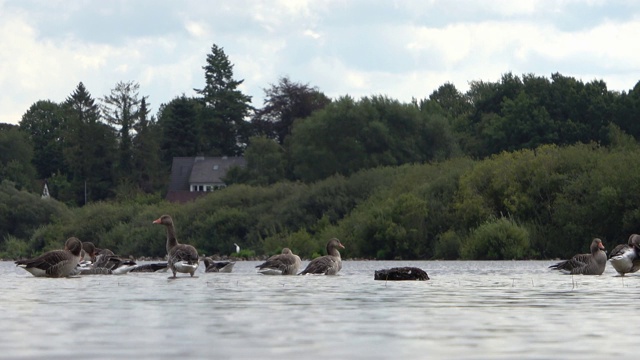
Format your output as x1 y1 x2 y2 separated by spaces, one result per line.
3 42 640 260
4 142 640 261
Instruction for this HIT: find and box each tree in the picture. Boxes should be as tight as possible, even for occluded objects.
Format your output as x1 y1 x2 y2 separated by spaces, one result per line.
19 100 68 179
428 82 472 119
131 97 164 193
288 95 446 182
252 76 331 145
157 95 202 163
613 80 640 139
64 82 117 204
0 126 37 190
194 44 252 155
102 81 144 180
225 135 286 186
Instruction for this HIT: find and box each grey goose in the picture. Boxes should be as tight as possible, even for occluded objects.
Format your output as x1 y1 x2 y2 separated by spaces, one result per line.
153 215 199 278
549 238 607 275
298 238 344 275
256 248 302 275
15 237 83 278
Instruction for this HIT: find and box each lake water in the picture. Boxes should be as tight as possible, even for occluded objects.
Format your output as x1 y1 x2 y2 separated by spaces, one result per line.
1 259 637 359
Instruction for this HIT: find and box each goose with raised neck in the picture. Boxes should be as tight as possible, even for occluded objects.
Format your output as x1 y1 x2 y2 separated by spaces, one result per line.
153 214 199 277
298 238 344 275
549 238 607 275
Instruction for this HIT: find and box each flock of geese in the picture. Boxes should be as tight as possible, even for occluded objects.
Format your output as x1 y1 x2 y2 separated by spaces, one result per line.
14 214 345 278
16 213 640 279
549 235 640 276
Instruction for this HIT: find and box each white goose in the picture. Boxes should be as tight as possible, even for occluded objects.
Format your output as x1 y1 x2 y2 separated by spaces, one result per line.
609 234 640 276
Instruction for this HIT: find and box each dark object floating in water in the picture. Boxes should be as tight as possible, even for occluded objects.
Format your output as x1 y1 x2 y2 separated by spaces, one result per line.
129 262 168 273
374 267 430 281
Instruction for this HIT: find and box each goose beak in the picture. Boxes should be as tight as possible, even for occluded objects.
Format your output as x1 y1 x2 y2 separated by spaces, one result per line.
153 218 161 224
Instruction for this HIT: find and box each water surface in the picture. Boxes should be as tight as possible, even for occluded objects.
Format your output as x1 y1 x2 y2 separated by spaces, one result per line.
1 260 636 359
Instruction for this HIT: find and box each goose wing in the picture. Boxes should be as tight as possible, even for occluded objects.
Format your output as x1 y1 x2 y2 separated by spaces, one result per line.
170 244 198 264
16 250 69 271
609 244 630 259
549 253 591 272
299 255 336 275
257 254 294 270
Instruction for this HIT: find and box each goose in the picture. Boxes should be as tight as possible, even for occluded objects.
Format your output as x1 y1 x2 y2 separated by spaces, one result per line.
95 247 115 256
256 248 302 275
81 242 97 262
15 237 83 277
549 238 607 275
153 215 199 277
203 257 235 273
609 234 640 276
298 238 344 275
74 253 137 275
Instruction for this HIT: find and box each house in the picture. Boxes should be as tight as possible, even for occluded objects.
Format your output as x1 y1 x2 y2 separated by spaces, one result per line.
166 156 246 203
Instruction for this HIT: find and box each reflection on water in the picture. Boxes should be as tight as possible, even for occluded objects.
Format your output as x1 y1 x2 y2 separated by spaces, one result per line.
1 260 637 359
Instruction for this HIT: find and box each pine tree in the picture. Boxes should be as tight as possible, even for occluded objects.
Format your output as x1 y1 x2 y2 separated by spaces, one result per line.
132 97 164 193
194 44 252 155
102 81 142 181
64 82 117 204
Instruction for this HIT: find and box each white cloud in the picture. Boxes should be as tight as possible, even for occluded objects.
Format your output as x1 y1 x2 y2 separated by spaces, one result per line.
184 20 209 39
1 1 640 126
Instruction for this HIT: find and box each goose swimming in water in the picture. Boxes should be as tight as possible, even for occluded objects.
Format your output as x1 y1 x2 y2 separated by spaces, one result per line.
73 253 138 275
203 257 235 273
153 215 199 278
15 237 83 278
256 248 302 275
298 238 344 275
549 238 607 275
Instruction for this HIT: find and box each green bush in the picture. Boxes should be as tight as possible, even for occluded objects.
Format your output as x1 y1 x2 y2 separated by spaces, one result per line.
461 217 530 260
434 230 462 259
1 235 30 259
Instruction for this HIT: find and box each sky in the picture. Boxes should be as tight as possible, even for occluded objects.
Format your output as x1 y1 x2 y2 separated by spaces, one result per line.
1 0 640 125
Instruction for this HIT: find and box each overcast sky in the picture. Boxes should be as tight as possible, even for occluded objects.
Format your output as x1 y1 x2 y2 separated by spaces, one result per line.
1 0 639 125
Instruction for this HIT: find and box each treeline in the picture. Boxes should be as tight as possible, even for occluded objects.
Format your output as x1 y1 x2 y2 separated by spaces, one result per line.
3 43 640 207
3 139 640 260
3 41 640 259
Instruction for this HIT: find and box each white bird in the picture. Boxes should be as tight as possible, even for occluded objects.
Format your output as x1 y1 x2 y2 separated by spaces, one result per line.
234 243 240 254
609 234 640 276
